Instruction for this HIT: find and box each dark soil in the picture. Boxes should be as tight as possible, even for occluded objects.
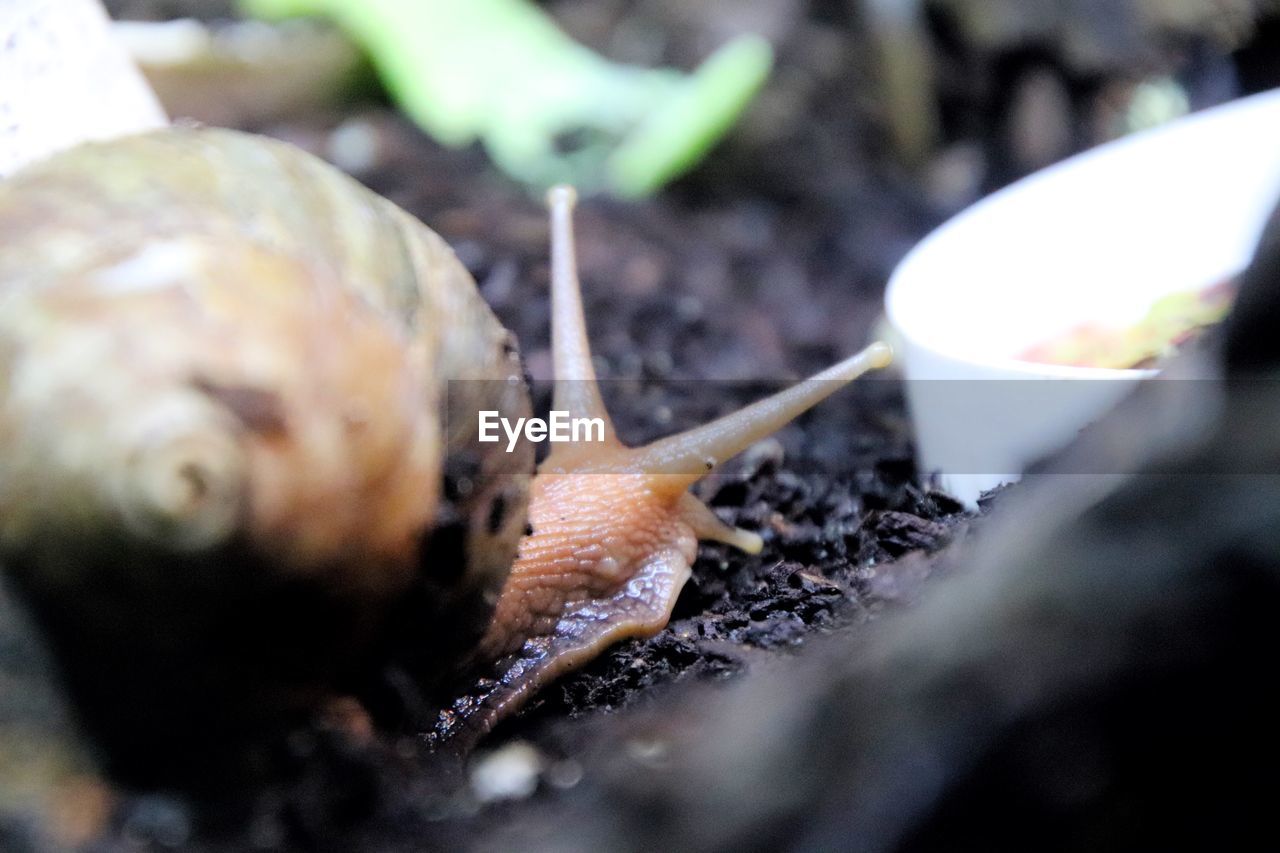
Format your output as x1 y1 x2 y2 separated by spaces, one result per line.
126 105 971 852
90 2 1280 850
355 121 963 672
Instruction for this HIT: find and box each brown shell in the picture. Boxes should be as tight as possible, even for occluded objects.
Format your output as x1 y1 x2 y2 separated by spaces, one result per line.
0 127 531 769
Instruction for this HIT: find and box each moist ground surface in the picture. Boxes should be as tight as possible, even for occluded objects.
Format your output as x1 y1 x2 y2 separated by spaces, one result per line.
110 104 973 851
92 2 1280 848
92 12 1028 849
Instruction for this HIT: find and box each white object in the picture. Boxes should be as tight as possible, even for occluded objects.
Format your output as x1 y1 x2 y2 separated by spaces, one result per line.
885 88 1280 506
0 0 166 178
469 741 544 803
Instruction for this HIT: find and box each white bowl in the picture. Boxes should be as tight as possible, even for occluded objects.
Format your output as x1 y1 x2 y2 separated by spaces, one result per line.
885 88 1280 506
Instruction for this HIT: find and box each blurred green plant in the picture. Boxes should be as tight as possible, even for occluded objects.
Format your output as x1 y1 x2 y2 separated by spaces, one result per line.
239 0 772 197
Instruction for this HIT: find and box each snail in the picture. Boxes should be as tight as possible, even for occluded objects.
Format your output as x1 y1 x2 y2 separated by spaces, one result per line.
0 126 889 835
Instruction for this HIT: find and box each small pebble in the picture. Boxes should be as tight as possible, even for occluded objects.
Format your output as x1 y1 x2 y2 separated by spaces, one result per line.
1124 76 1190 134
676 295 704 322
626 736 671 767
646 350 674 376
545 758 584 789
326 118 382 175
925 142 986 211
469 741 544 803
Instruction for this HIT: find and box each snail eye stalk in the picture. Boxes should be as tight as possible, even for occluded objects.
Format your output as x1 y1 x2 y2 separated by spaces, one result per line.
434 186 893 748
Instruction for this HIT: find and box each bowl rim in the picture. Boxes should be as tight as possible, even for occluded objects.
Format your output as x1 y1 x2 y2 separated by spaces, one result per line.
884 88 1280 381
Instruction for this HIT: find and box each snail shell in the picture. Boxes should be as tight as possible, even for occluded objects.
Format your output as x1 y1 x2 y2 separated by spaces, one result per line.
0 127 532 773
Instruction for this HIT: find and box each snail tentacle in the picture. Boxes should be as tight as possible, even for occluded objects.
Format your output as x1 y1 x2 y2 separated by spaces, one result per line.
432 191 893 747
546 185 615 438
630 341 894 484
675 491 764 554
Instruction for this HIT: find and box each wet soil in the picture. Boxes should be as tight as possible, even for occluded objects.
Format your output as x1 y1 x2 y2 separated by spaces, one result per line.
90 2 1280 849
368 113 967 703
104 105 972 851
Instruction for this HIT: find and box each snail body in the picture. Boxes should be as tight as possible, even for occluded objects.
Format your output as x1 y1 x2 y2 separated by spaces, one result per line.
0 126 890 836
